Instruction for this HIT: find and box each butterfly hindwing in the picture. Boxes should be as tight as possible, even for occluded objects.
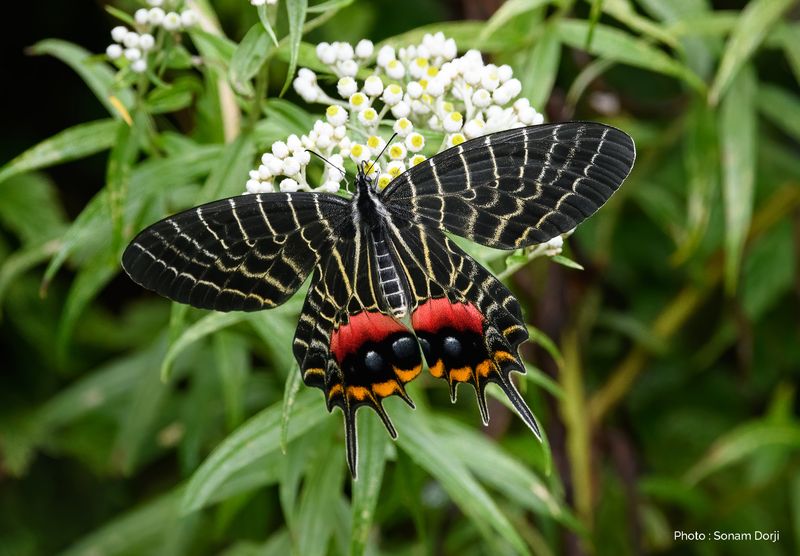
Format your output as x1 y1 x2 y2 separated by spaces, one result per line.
292 221 422 477
122 192 349 311
382 122 635 249
384 218 539 435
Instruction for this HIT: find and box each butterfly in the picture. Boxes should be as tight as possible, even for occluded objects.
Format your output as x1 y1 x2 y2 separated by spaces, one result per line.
122 122 635 477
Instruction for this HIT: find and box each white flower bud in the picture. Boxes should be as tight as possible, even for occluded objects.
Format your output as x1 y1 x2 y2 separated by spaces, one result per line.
472 89 492 108
163 12 181 31
498 64 513 82
134 9 150 25
246 179 262 193
363 75 384 97
355 39 374 59
339 59 359 77
124 47 141 61
382 83 404 106
286 134 303 154
391 101 411 119
106 44 123 59
131 59 147 73
492 85 513 106
376 45 395 66
258 164 272 180
148 8 165 25
181 10 197 28
282 156 301 176
139 33 155 51
271 141 290 159
335 42 354 61
406 81 423 99
333 126 346 140
123 32 140 49
426 78 445 97
385 59 405 79
298 68 316 82
320 181 340 193
279 178 300 192
463 118 485 139
147 0 163 6
318 43 337 65
337 76 357 98
111 26 128 43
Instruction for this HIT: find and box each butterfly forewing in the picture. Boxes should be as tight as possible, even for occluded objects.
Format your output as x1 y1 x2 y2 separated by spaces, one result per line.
382 122 635 248
122 192 349 311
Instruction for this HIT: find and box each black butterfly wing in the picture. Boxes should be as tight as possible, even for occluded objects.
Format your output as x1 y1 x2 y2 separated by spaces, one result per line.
292 220 422 477
383 216 539 435
122 192 349 311
381 122 635 249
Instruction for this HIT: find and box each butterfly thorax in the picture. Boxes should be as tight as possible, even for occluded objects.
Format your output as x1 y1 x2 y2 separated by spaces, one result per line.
352 166 408 318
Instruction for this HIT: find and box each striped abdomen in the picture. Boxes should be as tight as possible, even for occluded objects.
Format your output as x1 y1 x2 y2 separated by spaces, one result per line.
371 229 407 318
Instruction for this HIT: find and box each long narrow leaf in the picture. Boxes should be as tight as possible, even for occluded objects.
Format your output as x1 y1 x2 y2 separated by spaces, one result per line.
281 0 308 96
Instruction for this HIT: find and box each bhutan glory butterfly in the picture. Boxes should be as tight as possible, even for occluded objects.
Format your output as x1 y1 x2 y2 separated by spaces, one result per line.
122 122 635 476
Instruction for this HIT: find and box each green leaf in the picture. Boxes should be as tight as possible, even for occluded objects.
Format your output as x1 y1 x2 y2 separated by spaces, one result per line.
146 80 197 114
161 312 248 381
519 22 560 110
741 220 796 320
197 134 256 201
295 438 345 556
257 5 280 47
0 239 59 312
550 254 584 270
778 23 800 85
56 258 117 358
526 324 564 370
379 21 522 55
556 19 705 92
349 412 389 556
758 83 800 143
281 0 308 96
718 65 756 294
479 0 553 44
685 422 800 485
708 0 795 105
602 0 680 49
106 120 139 258
0 119 118 185
281 362 303 454
307 0 355 13
181 390 326 514
213 332 250 431
230 24 273 96
393 408 529 555
28 39 134 118
522 362 564 399
0 173 66 244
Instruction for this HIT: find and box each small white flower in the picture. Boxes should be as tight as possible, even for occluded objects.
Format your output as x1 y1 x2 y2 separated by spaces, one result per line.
124 47 141 61
409 57 429 79
363 75 383 97
393 117 413 136
387 143 407 160
123 31 140 49
355 39 374 59
287 134 303 154
162 12 182 31
409 154 426 167
134 9 149 25
257 164 272 180
366 135 385 154
320 181 341 193
358 107 379 126
446 133 466 148
271 141 290 159
348 92 369 112
280 178 300 192
376 173 393 190
426 78 445 97
463 118 485 139
106 44 123 59
544 235 563 256
405 132 425 152
339 60 359 77
385 59 405 79
139 34 155 51
131 59 147 73
326 105 348 126
498 64 513 82
246 178 262 193
386 160 406 178
148 8 165 25
381 83 404 105
336 42 354 61
350 143 369 163
337 76 357 98
262 153 283 175
472 89 492 108
317 42 337 65
181 10 197 27
443 111 463 132
111 26 129 43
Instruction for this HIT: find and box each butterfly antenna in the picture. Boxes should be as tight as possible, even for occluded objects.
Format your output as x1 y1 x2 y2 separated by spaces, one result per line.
306 149 350 191
365 133 398 176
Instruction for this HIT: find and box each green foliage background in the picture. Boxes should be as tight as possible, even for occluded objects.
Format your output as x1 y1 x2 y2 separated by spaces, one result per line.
1 0 799 555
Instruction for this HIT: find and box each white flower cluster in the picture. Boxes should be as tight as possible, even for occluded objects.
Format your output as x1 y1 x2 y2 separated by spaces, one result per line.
247 33 544 195
105 0 196 74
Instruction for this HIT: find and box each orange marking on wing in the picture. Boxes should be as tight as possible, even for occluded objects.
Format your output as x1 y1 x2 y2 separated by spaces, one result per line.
429 360 444 378
449 366 472 382
494 351 516 363
394 365 421 383
372 380 399 398
502 324 524 337
304 367 325 377
476 359 493 378
328 384 343 399
347 386 370 401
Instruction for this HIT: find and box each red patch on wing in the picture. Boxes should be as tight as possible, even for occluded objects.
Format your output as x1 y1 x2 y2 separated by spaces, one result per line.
411 298 484 335
330 311 407 364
